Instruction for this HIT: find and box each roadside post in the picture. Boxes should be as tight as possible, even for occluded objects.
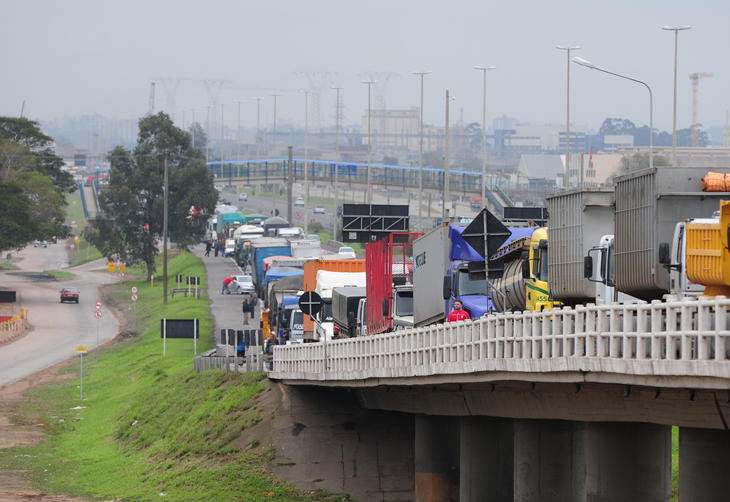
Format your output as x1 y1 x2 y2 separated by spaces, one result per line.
75 345 88 401
94 301 102 345
131 286 138 314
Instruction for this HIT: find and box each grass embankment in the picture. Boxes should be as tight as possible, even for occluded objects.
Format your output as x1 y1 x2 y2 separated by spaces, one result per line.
0 251 335 501
66 190 102 266
42 269 77 280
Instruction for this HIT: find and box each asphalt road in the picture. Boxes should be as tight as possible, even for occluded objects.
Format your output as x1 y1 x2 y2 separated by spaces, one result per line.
0 242 119 387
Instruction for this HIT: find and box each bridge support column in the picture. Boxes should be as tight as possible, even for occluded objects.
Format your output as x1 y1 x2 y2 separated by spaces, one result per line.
459 416 513 502
514 419 583 502
415 415 459 502
679 427 730 502
582 422 671 502
515 420 671 502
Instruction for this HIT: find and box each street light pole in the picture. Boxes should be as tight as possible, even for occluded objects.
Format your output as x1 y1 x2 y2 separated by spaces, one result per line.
474 65 496 208
332 86 343 239
573 57 654 171
162 154 169 305
662 25 692 166
270 94 280 155
361 80 376 204
302 89 310 233
557 45 580 188
443 89 453 220
254 97 262 157
412 71 431 218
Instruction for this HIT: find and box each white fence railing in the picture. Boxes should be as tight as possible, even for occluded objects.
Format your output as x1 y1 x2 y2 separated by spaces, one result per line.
270 297 730 383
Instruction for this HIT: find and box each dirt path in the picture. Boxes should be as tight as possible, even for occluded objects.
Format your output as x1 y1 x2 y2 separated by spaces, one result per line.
0 361 86 502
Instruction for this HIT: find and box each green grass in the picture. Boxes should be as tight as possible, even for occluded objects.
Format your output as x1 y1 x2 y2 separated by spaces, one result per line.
0 251 335 502
672 426 679 500
42 269 77 280
65 190 103 266
0 261 18 270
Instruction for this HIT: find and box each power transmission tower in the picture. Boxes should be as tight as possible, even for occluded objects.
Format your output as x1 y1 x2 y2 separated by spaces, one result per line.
157 78 187 123
295 71 338 131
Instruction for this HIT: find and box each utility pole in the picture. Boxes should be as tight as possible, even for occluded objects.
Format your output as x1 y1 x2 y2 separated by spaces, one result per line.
332 86 343 239
191 109 196 151
443 89 451 220
162 154 169 305
287 146 294 223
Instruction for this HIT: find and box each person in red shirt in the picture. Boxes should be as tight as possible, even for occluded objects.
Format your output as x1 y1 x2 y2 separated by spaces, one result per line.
221 276 236 295
446 300 471 322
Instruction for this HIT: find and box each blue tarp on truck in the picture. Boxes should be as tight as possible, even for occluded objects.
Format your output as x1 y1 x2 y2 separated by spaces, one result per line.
264 267 304 286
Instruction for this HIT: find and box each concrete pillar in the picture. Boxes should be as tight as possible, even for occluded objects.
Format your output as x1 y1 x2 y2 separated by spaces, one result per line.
515 420 671 502
415 414 459 502
514 419 583 502
679 427 730 502
459 416 513 502
583 422 671 502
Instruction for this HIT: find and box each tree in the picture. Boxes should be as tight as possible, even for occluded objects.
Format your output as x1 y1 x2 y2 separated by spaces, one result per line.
0 117 74 193
188 122 207 153
85 113 217 278
0 118 70 252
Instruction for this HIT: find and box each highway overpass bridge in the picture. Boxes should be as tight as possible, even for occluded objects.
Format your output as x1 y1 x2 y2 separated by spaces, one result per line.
207 158 515 213
270 297 730 501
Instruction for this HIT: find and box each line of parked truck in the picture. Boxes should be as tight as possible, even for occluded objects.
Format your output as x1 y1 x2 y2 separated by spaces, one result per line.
215 165 730 345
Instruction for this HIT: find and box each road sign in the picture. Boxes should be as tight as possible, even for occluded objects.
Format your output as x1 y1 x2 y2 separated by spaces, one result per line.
75 345 87 352
461 208 511 261
95 301 102 310
118 264 126 273
298 291 323 318
131 286 138 294
74 237 81 244
107 262 116 273
131 294 138 302
94 310 102 319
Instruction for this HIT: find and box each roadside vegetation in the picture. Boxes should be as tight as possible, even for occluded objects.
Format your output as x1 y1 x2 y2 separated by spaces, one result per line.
0 251 338 501
41 269 76 280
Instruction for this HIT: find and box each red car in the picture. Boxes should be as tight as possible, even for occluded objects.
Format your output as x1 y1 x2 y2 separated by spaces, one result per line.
60 287 80 304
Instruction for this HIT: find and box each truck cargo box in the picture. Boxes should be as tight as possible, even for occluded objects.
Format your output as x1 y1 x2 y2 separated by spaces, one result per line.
302 259 366 337
547 188 614 303
614 166 730 300
332 286 367 337
251 238 291 290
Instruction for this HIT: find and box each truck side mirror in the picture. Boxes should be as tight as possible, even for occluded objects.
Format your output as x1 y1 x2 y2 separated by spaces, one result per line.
382 299 388 317
521 258 530 279
658 242 670 265
442 276 451 300
583 256 593 279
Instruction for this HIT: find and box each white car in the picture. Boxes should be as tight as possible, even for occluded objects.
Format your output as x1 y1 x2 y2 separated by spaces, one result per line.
337 246 356 259
313 206 326 214
232 275 255 294
294 196 305 207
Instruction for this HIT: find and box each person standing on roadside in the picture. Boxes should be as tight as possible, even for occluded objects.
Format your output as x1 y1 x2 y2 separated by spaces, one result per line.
446 299 471 322
248 292 257 320
242 295 251 323
205 240 212 257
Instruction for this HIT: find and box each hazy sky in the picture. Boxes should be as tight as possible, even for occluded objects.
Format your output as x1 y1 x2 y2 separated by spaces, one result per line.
2 0 728 133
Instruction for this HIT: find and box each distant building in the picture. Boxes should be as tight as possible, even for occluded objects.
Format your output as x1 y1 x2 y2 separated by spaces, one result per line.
516 154 564 188
558 131 588 154
361 107 421 151
602 135 634 152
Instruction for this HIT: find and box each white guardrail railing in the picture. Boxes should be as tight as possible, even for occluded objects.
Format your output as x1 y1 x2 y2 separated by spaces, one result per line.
270 297 730 384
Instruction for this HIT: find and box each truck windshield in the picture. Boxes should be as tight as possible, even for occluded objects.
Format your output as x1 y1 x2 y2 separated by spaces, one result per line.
538 249 549 282
395 291 413 316
457 269 487 296
321 299 333 321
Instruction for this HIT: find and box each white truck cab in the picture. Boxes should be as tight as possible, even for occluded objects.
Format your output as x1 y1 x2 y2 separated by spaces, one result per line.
585 235 640 305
